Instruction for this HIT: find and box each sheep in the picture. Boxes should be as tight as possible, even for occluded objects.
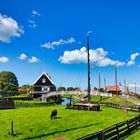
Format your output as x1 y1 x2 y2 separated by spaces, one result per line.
50 109 57 119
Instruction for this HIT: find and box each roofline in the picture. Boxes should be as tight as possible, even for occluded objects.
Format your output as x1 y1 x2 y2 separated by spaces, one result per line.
34 72 55 85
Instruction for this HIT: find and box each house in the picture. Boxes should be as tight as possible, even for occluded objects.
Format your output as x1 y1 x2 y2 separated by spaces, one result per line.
106 85 121 95
18 87 33 93
32 72 56 98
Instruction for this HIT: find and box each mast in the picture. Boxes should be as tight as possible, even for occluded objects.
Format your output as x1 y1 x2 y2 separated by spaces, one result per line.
104 78 106 92
115 67 118 96
99 73 101 93
135 83 136 94
87 33 91 103
124 80 127 115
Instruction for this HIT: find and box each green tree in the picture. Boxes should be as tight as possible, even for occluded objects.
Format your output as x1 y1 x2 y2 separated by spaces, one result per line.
57 87 66 91
67 87 74 91
0 71 19 91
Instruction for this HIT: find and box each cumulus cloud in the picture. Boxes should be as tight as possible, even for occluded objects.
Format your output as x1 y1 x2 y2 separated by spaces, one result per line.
32 10 40 17
0 13 24 43
127 53 139 66
0 57 9 63
59 47 125 67
41 37 76 49
18 53 28 60
28 56 40 63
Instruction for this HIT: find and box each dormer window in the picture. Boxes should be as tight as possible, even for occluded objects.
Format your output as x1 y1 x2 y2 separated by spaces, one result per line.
42 78 46 83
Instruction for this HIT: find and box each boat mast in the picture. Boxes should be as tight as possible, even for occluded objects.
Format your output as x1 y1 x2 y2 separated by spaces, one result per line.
87 33 91 103
115 67 118 96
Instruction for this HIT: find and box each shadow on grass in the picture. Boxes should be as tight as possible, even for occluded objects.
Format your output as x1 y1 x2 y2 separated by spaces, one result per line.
55 117 62 119
21 123 102 140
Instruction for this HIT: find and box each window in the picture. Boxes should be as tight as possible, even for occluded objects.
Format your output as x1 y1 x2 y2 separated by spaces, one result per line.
42 86 50 92
42 78 46 83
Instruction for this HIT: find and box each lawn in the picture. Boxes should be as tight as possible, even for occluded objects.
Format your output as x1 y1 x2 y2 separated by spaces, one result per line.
0 106 138 140
101 96 136 107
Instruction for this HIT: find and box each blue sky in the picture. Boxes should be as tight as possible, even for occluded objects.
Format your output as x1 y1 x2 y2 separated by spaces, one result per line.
1 0 140 91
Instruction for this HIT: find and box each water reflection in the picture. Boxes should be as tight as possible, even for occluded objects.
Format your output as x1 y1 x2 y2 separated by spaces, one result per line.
61 98 73 105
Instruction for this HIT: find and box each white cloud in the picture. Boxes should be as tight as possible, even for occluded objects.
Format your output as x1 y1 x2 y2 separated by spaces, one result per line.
127 53 139 66
32 10 40 17
28 19 37 28
18 53 28 60
59 47 125 67
0 57 9 63
41 37 76 49
28 56 40 63
28 10 40 28
0 13 24 43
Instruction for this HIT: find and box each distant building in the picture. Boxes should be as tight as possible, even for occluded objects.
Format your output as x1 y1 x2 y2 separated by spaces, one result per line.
106 85 121 95
18 87 33 93
32 72 56 98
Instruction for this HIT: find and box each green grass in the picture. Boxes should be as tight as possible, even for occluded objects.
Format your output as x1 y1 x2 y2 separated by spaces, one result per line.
91 95 109 102
0 106 138 140
15 100 43 103
101 96 136 107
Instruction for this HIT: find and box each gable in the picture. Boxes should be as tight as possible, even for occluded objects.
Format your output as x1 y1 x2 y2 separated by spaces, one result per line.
34 73 55 86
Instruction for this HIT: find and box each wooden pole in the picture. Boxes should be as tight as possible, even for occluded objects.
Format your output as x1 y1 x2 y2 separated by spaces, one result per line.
135 83 137 94
99 73 102 101
104 78 106 92
87 33 91 103
99 73 101 93
115 67 118 96
124 80 128 115
11 120 14 136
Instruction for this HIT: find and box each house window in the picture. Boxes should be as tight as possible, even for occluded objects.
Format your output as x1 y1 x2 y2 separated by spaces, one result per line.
42 86 50 92
42 78 46 83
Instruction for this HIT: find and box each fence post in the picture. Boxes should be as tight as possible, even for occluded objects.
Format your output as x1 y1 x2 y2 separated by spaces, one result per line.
135 117 138 129
100 130 105 140
11 120 14 136
127 120 130 134
116 124 119 140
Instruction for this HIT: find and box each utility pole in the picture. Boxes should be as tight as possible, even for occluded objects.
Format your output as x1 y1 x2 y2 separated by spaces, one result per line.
124 80 127 115
104 78 107 92
115 67 118 96
135 83 137 94
99 73 101 93
87 33 91 103
99 73 102 101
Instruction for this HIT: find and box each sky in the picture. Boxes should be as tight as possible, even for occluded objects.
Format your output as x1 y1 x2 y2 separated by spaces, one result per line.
1 0 140 91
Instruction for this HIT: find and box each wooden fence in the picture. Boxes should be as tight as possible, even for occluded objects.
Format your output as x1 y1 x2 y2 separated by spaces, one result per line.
99 102 140 112
0 99 15 109
15 102 54 107
76 114 140 140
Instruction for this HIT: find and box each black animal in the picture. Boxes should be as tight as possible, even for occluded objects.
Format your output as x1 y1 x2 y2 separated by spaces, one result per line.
50 109 57 119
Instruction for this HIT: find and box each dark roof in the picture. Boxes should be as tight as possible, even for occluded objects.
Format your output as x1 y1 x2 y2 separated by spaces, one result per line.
34 72 55 86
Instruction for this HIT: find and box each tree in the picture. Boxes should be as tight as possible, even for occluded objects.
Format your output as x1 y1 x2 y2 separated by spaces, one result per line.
20 84 33 88
0 71 19 91
94 87 98 90
74 87 81 91
57 87 66 91
67 87 74 91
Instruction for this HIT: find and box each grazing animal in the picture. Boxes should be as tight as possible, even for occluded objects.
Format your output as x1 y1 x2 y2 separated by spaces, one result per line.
50 109 57 119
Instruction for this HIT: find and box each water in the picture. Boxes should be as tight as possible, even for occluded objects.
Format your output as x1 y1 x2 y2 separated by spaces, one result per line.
61 98 73 105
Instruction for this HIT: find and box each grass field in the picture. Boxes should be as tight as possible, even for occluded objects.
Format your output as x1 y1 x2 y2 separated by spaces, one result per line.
63 94 136 107
0 106 138 140
101 96 136 107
